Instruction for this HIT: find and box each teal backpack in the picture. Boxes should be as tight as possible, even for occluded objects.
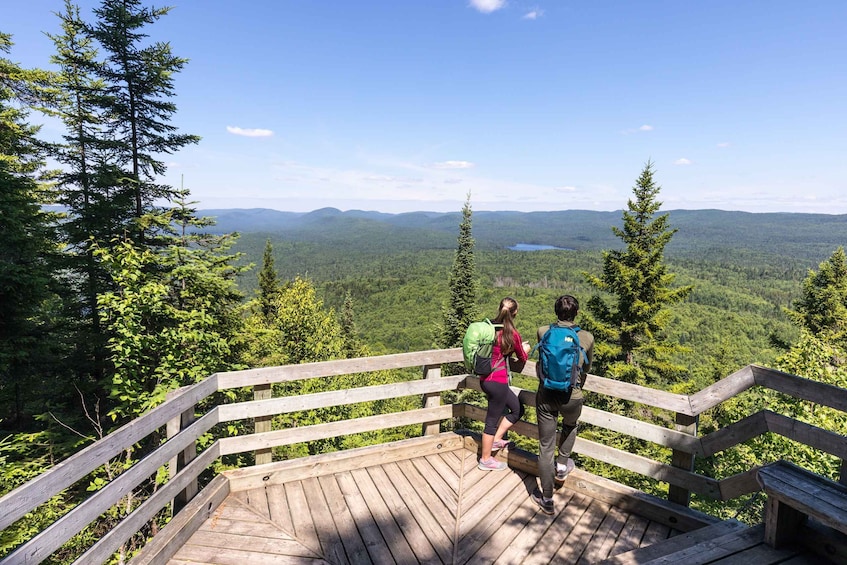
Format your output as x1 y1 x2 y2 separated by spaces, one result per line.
532 324 585 391
462 319 505 376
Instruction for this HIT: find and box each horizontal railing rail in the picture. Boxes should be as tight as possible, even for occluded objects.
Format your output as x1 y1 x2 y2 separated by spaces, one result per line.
2 347 846 564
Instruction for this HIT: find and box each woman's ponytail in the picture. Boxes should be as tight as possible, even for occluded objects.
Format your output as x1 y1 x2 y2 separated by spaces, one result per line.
494 297 518 355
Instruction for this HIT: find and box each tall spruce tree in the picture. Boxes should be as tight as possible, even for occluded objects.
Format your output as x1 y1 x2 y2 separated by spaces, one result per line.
258 239 280 321
583 161 692 385
438 194 479 350
46 0 122 385
87 0 199 223
341 290 367 358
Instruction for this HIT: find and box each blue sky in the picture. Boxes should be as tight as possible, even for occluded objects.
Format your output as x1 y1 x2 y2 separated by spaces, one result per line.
5 1 847 214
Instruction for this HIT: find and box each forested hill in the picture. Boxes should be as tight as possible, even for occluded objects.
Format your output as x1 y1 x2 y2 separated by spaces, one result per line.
201 207 847 263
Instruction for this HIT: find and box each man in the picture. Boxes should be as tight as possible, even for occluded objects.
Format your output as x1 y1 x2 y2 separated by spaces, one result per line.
531 295 594 515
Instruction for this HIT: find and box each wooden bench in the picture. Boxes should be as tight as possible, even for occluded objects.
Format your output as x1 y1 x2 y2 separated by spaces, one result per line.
756 460 847 548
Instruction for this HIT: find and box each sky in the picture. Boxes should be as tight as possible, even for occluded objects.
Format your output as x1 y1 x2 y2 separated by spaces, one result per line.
5 1 847 214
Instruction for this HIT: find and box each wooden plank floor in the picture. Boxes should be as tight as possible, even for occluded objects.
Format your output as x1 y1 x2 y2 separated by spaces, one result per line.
168 448 682 564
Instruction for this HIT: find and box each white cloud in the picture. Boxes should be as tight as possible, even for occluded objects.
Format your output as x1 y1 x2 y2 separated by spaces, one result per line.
674 158 692 165
717 142 730 148
226 126 274 137
431 160 475 170
555 186 577 193
523 9 543 20
622 124 654 135
469 0 506 14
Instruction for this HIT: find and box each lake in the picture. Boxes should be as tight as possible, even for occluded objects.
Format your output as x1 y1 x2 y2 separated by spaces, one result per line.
508 243 572 251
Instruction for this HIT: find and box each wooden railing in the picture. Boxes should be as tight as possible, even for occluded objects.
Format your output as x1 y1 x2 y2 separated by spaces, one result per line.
1 348 846 564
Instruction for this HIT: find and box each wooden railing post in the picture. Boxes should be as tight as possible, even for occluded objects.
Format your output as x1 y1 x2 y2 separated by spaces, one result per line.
254 383 273 465
421 364 442 436
668 412 698 506
166 387 198 514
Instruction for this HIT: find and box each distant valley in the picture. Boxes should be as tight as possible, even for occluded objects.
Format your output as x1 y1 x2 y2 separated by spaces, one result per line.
201 207 847 266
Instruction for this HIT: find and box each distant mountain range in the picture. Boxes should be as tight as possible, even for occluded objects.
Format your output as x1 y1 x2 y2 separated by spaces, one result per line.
200 207 847 262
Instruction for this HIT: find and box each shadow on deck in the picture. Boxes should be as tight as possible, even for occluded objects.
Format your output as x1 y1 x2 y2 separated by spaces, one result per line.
135 433 824 565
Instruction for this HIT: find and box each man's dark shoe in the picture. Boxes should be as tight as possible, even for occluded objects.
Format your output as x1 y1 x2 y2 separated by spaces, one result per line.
531 489 554 515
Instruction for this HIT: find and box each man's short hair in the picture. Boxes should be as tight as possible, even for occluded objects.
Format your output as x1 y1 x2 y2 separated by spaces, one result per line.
554 295 579 322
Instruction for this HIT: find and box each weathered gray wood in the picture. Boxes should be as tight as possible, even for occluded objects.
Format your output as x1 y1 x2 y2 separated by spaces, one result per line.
218 405 453 455
299 476 349 564
252 383 273 465
765 411 847 459
223 431 466 491
598 520 748 564
421 364 442 436
217 375 465 421
580 406 704 455
606 514 651 559
688 365 756 415
700 411 769 457
560 466 719 533
3 409 218 565
554 499 611 564
574 437 722 499
581 505 630 564
214 348 464 388
76 442 220 565
581 374 693 414
367 465 444 564
799 517 847 564
753 364 847 413
757 460 847 547
129 473 230 565
380 461 454 563
166 387 198 513
284 480 323 555
636 524 788 564
668 412 698 507
264 483 293 532
350 467 419 564
718 468 761 500
319 473 371 564
522 492 592 564
0 375 217 532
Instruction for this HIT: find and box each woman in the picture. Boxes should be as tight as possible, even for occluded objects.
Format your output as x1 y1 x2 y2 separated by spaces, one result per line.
478 296 529 471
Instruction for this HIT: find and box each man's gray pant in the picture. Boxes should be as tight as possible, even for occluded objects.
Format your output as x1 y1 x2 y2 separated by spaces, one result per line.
536 385 583 498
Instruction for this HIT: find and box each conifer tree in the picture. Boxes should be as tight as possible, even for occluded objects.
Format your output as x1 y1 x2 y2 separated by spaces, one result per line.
583 161 692 385
86 0 199 223
438 194 479 350
786 246 847 346
258 239 280 321
46 0 121 384
341 290 367 358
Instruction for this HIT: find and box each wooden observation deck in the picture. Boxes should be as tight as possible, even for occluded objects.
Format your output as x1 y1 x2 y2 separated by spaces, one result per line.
2 349 847 564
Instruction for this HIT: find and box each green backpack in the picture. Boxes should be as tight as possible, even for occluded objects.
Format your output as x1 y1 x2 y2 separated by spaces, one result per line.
462 319 504 376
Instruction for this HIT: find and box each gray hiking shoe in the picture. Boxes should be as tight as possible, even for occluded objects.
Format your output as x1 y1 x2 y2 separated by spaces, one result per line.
531 489 554 515
555 458 575 482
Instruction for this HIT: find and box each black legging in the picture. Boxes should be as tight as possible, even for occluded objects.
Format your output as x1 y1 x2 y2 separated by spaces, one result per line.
480 379 524 435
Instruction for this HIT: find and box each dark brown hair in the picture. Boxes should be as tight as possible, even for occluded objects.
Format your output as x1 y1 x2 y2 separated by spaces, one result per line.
554 295 579 322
